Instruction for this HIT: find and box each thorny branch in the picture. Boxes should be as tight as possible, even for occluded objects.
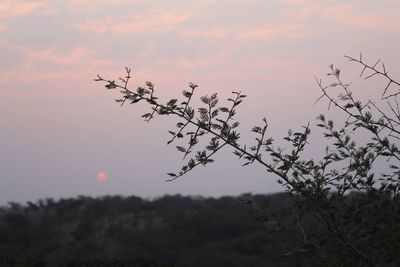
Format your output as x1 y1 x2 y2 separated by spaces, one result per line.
96 54 400 266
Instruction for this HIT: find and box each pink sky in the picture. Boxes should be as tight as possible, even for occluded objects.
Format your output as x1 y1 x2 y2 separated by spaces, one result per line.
1 0 400 204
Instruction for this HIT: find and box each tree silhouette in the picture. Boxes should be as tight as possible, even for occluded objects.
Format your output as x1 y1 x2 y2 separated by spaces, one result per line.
96 54 400 266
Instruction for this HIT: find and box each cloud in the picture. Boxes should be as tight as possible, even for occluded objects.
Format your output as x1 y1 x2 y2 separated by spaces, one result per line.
1 45 112 84
26 46 109 67
322 3 400 30
4 12 84 48
237 23 315 41
286 2 400 31
180 28 231 38
78 10 190 34
278 0 306 3
195 0 218 4
180 22 316 42
70 0 129 5
0 1 44 19
0 41 24 70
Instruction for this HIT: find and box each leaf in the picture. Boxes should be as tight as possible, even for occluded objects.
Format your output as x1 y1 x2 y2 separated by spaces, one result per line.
233 100 242 107
252 126 262 133
176 146 187 153
145 81 154 89
158 107 170 115
181 165 188 172
142 113 152 118
206 138 219 151
198 107 208 114
232 122 240 128
185 107 195 119
137 87 146 95
211 123 222 130
188 159 195 168
209 93 219 108
167 99 178 107
188 82 198 89
200 95 209 104
344 103 354 109
182 90 192 98
105 81 117 89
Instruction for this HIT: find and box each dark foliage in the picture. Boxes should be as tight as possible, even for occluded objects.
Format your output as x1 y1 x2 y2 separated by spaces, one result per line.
0 194 306 267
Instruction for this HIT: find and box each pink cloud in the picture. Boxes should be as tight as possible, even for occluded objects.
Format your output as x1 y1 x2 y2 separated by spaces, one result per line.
288 2 400 31
79 10 190 34
237 23 314 41
134 44 300 79
322 4 400 30
1 45 112 84
279 0 307 3
195 0 218 4
26 46 110 66
71 0 128 5
180 22 316 41
180 28 231 38
0 1 44 19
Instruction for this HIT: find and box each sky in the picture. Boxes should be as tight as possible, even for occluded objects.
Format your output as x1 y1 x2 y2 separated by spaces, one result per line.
1 0 400 205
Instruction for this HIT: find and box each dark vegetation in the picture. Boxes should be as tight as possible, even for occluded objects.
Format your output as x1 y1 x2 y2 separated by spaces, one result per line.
1 193 302 267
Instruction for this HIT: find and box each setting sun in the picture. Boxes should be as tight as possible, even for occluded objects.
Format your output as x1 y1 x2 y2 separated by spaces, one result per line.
97 171 107 182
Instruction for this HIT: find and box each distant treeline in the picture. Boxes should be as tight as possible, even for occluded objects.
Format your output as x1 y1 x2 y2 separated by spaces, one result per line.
0 193 300 267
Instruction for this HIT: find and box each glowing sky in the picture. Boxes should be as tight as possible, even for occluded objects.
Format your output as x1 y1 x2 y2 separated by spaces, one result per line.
1 0 400 204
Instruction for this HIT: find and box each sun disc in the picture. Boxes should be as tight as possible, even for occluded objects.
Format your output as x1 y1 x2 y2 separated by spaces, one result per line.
97 171 107 181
